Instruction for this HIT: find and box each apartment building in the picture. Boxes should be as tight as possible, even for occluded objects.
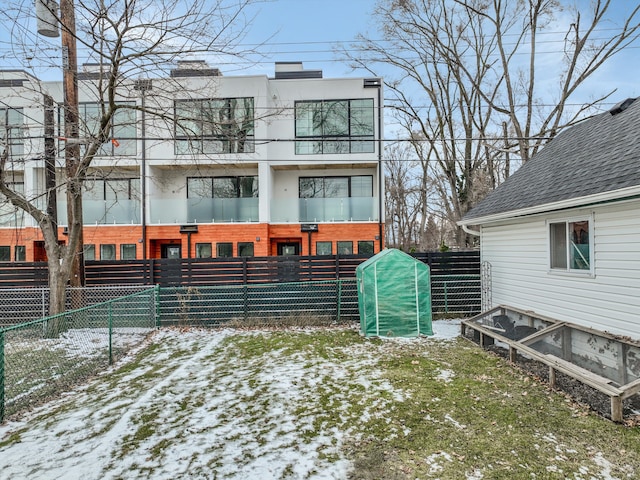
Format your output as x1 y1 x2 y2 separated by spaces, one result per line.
0 62 384 261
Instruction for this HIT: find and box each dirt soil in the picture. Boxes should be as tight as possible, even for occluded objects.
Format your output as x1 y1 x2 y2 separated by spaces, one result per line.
464 332 640 422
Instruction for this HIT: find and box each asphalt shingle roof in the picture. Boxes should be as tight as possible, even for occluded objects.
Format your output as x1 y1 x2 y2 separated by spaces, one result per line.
462 98 640 222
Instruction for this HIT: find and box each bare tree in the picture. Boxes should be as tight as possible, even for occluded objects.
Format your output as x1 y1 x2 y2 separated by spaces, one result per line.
459 0 640 162
384 142 423 250
0 0 259 321
347 0 640 247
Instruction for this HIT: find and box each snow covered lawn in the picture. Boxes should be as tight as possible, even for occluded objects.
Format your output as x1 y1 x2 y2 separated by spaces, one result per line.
1 319 639 479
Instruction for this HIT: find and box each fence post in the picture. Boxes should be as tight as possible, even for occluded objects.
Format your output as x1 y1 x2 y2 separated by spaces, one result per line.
154 285 161 328
108 303 113 365
336 280 342 321
0 331 5 422
243 284 249 321
444 281 449 313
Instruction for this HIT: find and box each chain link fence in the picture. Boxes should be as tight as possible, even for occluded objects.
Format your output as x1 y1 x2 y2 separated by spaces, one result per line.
0 287 158 421
0 285 156 328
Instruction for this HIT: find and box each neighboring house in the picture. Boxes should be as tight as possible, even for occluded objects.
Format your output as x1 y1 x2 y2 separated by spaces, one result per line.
459 98 640 339
0 62 384 262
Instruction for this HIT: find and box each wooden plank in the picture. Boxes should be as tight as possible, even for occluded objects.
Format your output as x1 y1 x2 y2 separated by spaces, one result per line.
545 354 615 385
620 377 640 400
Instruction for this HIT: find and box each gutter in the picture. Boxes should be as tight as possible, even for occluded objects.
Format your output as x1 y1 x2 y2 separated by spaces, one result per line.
458 185 640 228
461 224 480 236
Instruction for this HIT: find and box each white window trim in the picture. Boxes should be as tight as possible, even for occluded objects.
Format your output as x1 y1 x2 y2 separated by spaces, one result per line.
546 214 595 277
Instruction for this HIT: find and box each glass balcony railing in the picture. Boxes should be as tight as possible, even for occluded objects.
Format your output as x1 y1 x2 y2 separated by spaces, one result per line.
0 210 26 228
271 197 379 222
53 196 376 225
151 197 259 224
57 199 141 225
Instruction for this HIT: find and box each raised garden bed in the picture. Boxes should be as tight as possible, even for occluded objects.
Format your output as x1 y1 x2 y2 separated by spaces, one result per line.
462 305 640 422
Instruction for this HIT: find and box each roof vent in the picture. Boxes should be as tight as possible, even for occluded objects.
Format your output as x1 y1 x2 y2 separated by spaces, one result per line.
609 97 637 115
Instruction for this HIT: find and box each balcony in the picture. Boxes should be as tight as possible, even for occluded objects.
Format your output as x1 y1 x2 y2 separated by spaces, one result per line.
0 210 26 228
151 197 259 224
271 197 379 223
57 199 141 225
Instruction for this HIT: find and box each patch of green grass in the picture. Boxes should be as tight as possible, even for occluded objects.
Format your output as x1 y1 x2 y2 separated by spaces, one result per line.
0 430 23 448
344 337 640 479
118 408 162 458
7 325 639 479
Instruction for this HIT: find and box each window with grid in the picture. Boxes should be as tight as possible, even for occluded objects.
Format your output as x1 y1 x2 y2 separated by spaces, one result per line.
0 107 24 158
299 176 372 199
175 97 254 154
295 99 374 154
77 102 136 155
187 176 258 199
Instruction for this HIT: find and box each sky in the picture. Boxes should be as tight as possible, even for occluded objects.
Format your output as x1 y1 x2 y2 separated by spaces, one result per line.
234 0 380 78
237 0 640 107
1 0 640 118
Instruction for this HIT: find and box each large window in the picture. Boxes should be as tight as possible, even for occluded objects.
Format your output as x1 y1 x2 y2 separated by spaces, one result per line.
0 107 24 158
84 178 140 202
299 176 372 199
187 176 258 222
83 177 141 224
175 97 254 154
188 176 258 199
298 175 374 222
295 99 374 154
549 219 591 272
0 181 24 227
78 102 136 155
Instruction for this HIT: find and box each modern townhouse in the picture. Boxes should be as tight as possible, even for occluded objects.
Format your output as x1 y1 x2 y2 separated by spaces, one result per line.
0 61 384 262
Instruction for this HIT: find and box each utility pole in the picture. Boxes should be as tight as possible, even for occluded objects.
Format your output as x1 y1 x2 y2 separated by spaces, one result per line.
134 79 153 260
59 0 85 287
44 94 57 242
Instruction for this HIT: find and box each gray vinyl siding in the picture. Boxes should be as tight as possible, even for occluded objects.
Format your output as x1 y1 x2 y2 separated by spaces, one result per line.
480 200 640 338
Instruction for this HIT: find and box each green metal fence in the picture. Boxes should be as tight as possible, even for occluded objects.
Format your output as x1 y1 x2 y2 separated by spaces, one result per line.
0 287 158 421
1 275 481 421
431 275 482 317
157 279 359 327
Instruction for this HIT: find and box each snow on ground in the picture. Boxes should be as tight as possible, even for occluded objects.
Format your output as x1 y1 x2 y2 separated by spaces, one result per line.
430 318 461 340
0 321 461 479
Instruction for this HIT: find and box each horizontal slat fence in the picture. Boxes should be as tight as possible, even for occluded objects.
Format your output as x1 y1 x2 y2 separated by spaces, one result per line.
0 252 480 322
0 251 479 287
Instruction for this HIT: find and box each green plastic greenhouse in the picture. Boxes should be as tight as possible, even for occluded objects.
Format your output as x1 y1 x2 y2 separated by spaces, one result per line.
356 248 432 337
